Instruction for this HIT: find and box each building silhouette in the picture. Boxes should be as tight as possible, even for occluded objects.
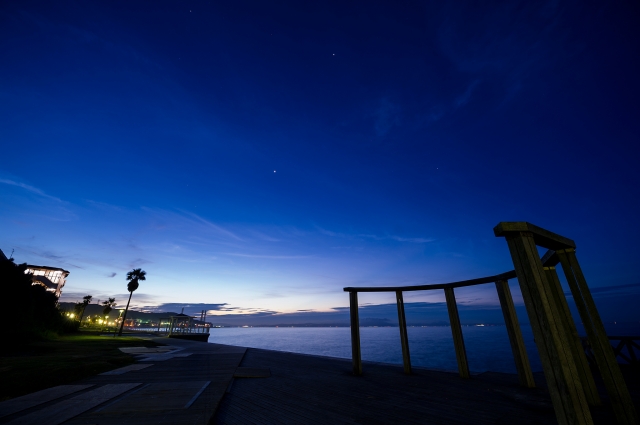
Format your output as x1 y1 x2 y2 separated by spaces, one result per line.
1 248 70 297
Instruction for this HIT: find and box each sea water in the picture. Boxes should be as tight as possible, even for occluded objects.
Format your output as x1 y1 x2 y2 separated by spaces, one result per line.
208 325 542 373
207 323 640 373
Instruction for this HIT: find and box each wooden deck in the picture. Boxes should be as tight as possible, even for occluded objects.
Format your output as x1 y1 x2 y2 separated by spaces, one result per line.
213 347 640 425
2 339 638 424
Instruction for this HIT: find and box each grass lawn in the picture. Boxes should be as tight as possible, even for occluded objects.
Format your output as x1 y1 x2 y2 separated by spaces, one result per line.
0 333 162 401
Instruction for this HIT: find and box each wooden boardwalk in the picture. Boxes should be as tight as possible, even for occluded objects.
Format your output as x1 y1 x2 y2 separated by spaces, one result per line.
2 339 638 424
213 347 640 425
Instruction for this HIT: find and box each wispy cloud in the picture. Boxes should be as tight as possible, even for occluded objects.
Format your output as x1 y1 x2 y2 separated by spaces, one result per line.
247 230 281 242
127 258 153 269
176 209 243 241
0 177 77 221
16 246 84 269
223 253 313 259
171 301 512 326
140 303 229 315
316 227 346 238
388 236 435 243
565 283 640 298
85 200 125 211
316 225 434 244
0 178 64 203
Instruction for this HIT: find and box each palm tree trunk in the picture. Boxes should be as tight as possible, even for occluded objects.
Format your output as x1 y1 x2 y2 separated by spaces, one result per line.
78 305 87 324
117 291 133 336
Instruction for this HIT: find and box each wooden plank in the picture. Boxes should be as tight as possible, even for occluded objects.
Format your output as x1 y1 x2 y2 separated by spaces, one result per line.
99 363 153 375
543 266 600 405
541 249 559 267
444 287 469 378
395 290 412 375
7 383 141 425
344 270 516 293
557 248 639 424
185 382 211 409
96 381 209 412
494 279 535 388
214 346 587 425
349 291 362 376
503 232 592 425
233 368 271 378
118 347 178 354
494 222 576 250
0 385 93 418
626 339 638 363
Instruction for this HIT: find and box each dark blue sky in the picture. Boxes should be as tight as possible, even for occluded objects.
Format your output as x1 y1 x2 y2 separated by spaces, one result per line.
1 1 639 324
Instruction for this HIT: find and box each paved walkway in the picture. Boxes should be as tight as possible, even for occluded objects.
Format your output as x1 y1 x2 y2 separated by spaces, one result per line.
0 339 245 425
213 347 640 425
3 339 638 424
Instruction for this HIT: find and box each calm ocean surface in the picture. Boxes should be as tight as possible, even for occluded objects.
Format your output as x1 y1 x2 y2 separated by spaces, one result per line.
207 323 640 374
208 325 541 373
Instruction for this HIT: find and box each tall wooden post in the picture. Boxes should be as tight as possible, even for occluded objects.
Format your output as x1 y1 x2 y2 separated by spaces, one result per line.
349 291 362 376
544 265 600 406
444 287 470 378
496 225 592 425
557 249 638 424
396 290 412 375
495 280 535 388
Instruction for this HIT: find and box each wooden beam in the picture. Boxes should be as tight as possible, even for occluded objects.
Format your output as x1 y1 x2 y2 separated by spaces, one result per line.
444 288 469 378
494 222 576 250
541 249 559 267
502 232 592 425
495 280 535 388
557 249 638 424
396 291 411 375
349 291 362 376
544 266 600 405
344 270 517 293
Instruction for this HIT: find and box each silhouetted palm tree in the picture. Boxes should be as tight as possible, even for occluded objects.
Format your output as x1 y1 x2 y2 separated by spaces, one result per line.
118 269 146 336
102 297 117 317
78 295 92 324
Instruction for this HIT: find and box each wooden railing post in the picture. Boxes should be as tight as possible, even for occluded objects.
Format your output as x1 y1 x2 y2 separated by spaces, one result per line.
349 291 362 376
543 265 600 406
500 231 592 425
396 290 412 375
557 249 638 424
495 279 535 388
444 287 469 378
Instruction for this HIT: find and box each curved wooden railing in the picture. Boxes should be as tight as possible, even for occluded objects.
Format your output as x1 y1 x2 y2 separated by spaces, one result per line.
343 269 535 387
343 222 639 425
582 336 640 365
343 270 517 293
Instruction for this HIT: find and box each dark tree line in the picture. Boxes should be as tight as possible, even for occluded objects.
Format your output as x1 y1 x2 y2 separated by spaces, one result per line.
1 257 78 342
